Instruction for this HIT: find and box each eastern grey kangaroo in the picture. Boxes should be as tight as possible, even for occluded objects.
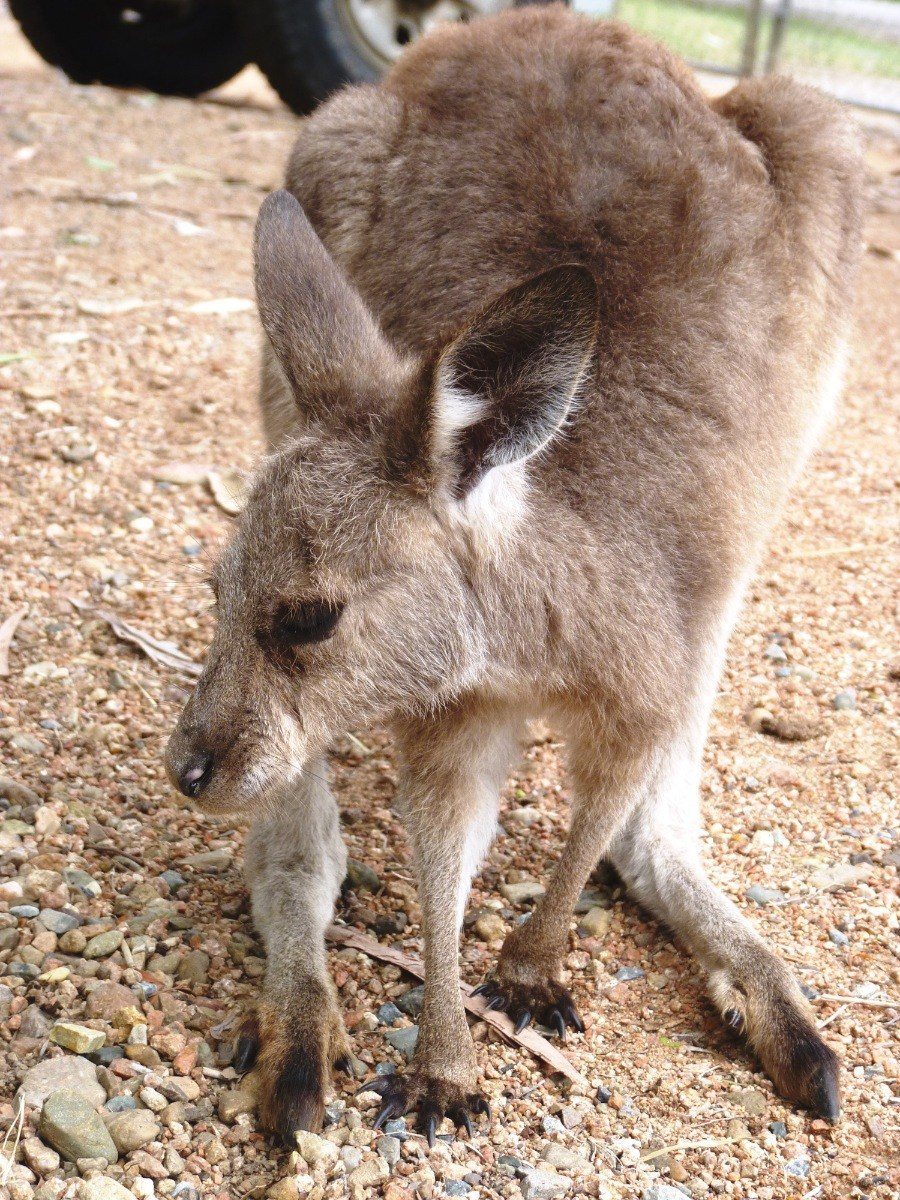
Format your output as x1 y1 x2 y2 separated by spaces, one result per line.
166 6 863 1141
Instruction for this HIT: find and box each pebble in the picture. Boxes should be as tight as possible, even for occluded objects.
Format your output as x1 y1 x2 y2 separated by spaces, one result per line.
181 848 233 871
38 908 82 934
50 1022 106 1054
500 881 545 905
39 1090 119 1163
444 1183 470 1197
385 1025 419 1060
576 906 611 938
614 966 645 982
83 930 124 959
745 884 785 906
732 1088 767 1116
345 859 381 892
348 1158 390 1192
19 1004 52 1038
85 982 137 1020
218 1087 256 1122
828 927 850 946
520 1168 570 1198
376 1002 403 1026
831 690 857 711
811 861 873 891
474 912 506 942
79 1180 135 1200
294 1130 339 1166
376 1135 401 1168
396 986 424 1018
21 1136 61 1175
643 1187 689 1200
17 1056 106 1111
106 1107 161 1153
176 949 210 983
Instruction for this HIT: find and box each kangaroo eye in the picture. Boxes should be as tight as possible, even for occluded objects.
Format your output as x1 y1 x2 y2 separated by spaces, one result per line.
272 601 343 646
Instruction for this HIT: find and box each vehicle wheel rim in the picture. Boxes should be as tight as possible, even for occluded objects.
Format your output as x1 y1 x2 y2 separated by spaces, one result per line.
336 0 510 70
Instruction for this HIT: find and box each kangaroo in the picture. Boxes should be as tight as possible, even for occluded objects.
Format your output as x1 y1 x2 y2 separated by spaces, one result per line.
165 6 863 1143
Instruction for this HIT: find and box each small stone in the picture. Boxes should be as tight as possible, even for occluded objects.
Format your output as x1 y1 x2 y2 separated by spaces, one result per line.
614 966 645 982
474 912 506 942
520 1168 569 1199
745 884 785 906
59 929 88 954
757 713 822 741
395 986 424 1018
376 1135 401 1167
85 982 137 1020
83 930 124 959
18 1005 52 1039
218 1088 256 1122
17 1056 106 1111
500 881 545 905
444 1184 470 1197
267 1181 299 1200
810 861 873 891
541 1145 591 1174
181 848 233 871
828 927 849 946
732 1088 767 1116
294 1130 339 1166
79 1179 135 1200
576 906 611 938
38 909 81 935
21 1137 60 1175
643 1187 689 1200
175 950 210 984
39 1090 119 1163
785 1157 810 1179
831 690 857 711
49 1023 106 1054
348 1158 390 1192
106 1107 160 1153
385 1026 419 1060
60 441 97 464
376 1002 403 1026
137 1086 167 1112
105 1095 137 1113
345 860 380 892
769 1121 787 1138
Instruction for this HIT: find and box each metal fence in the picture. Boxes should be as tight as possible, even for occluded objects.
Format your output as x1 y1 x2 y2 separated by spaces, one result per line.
577 0 900 113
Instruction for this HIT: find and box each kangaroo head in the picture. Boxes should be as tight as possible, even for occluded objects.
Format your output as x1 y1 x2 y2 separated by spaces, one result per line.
165 190 597 813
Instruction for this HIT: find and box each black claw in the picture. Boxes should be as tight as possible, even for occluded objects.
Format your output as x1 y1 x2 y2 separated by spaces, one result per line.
485 994 507 1013
470 1095 490 1119
374 1096 405 1129
356 1075 392 1098
514 1009 532 1034
233 1033 259 1074
724 1007 745 1033
424 1112 437 1147
810 1064 841 1122
470 983 492 999
562 1002 584 1033
333 1054 352 1076
461 1112 474 1138
551 1010 567 1040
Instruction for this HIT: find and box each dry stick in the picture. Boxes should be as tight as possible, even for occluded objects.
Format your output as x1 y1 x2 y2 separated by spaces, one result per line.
790 543 881 561
814 994 897 1009
0 606 28 677
67 597 202 678
641 1134 744 1163
326 924 589 1088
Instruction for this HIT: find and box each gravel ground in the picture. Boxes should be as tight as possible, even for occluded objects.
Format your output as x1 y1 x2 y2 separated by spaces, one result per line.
1 23 898 1200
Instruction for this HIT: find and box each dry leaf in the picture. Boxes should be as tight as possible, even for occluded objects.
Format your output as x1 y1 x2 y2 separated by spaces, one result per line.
153 461 211 485
326 924 588 1087
188 297 253 316
76 297 145 316
207 468 249 515
68 597 201 678
0 607 28 677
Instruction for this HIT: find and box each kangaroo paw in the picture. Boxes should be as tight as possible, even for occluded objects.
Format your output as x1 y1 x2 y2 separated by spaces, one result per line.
359 1071 490 1146
472 977 584 1039
234 994 351 1142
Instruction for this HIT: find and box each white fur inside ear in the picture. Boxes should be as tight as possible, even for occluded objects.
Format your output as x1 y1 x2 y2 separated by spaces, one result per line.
430 368 487 463
446 459 530 548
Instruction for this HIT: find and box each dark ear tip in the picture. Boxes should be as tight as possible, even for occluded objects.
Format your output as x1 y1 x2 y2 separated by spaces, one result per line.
254 189 311 259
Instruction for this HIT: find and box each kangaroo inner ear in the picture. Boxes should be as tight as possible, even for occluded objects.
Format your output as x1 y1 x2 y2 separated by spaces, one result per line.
430 265 598 499
253 189 402 428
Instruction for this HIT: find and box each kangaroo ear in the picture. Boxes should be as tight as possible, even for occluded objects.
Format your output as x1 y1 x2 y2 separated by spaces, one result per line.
253 190 401 427
428 265 598 507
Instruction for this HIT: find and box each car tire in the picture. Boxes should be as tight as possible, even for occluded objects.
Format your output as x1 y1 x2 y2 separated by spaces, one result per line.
9 0 249 96
240 0 520 113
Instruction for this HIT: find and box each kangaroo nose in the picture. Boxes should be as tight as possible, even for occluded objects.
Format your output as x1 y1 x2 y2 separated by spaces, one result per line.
178 752 214 798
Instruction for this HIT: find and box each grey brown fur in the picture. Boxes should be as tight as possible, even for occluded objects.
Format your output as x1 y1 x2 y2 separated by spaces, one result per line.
165 6 863 1140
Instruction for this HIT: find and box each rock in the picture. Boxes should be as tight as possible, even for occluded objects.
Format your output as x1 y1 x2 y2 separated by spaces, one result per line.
474 913 506 942
769 1120 787 1138
218 1087 256 1122
0 777 40 804
810 861 873 891
614 966 645 982
445 1184 470 1197
745 884 785 906
176 950 210 984
831 690 857 711
83 930 123 960
85 982 137 1021
294 1130 339 1166
39 1091 118 1163
385 1026 419 1060
79 1180 135 1200
38 909 81 935
756 713 822 741
345 860 380 892
21 1137 60 1175
181 848 233 871
541 1145 591 1174
732 1088 767 1116
18 1005 52 1039
49 1023 106 1054
520 1168 569 1198
576 906 610 938
267 1180 299 1200
396 986 424 1018
828 927 849 946
376 1002 403 1026
500 881 545 905
59 929 87 954
348 1158 390 1193
17 1056 106 1111
106 1108 160 1153
376 1135 401 1167
763 642 787 662
643 1187 689 1200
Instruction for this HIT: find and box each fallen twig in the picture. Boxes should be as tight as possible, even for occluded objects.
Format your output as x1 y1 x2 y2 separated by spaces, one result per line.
326 924 588 1087
813 994 897 1009
0 606 28 677
640 1134 744 1162
67 597 202 679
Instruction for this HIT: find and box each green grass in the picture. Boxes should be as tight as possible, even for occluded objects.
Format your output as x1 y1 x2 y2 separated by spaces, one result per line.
616 0 900 80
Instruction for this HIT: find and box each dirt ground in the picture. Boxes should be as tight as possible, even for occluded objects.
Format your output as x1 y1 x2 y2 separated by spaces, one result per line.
1 16 898 1200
